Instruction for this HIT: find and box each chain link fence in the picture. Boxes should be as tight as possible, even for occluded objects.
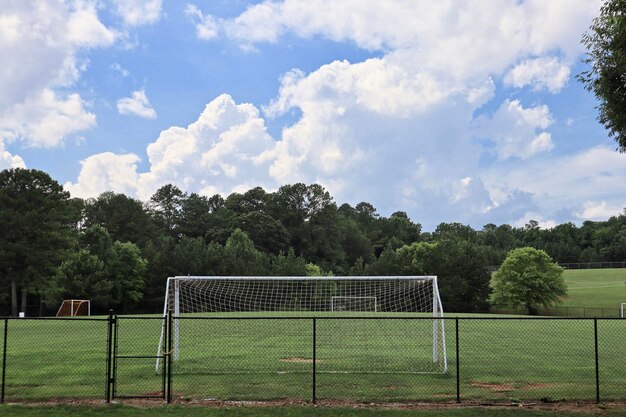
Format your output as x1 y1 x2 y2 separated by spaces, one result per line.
0 315 625 404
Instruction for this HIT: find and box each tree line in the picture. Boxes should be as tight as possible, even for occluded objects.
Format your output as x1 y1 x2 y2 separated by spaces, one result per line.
1 168 625 315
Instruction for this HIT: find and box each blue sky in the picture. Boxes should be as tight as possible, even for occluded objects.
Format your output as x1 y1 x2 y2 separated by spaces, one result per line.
1 0 624 230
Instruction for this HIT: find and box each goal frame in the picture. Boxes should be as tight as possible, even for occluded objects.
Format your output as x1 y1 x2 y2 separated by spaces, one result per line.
156 275 446 373
56 299 91 317
621 303 626 318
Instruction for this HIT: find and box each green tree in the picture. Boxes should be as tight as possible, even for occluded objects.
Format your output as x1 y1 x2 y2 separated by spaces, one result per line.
223 229 270 275
52 226 147 312
0 168 78 316
148 184 186 237
579 0 626 151
490 247 566 314
84 191 155 248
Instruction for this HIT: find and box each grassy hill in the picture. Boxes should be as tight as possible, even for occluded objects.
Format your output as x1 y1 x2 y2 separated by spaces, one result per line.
561 268 626 309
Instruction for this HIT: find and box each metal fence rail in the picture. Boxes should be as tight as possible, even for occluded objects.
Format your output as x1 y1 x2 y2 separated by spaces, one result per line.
0 315 624 404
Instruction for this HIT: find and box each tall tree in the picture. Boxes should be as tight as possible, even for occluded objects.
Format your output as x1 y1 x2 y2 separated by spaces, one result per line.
490 247 566 314
0 168 78 315
84 191 155 247
579 0 626 151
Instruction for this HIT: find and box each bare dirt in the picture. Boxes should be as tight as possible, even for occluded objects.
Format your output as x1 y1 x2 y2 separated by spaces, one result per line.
5 398 626 414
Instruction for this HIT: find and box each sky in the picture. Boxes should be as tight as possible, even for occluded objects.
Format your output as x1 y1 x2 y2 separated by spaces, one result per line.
1 0 625 231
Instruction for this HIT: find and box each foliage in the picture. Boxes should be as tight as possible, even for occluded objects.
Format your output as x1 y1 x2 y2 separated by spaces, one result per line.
579 0 626 151
0 168 78 315
490 247 566 314
52 226 147 312
2 166 626 315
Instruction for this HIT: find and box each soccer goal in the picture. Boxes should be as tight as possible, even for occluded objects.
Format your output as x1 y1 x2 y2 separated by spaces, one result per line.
56 299 91 317
156 276 447 373
621 303 626 318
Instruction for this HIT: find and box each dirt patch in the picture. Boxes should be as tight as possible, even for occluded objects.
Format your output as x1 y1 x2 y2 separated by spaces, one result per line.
470 382 514 392
279 357 320 363
6 398 626 414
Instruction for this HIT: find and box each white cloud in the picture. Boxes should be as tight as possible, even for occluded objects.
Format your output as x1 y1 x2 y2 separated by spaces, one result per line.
111 63 130 77
67 4 117 47
185 4 219 40
68 0 613 229
486 146 626 221
474 99 554 160
65 152 142 198
512 212 557 230
69 94 278 200
575 201 625 221
0 1 116 149
0 139 25 170
113 0 162 26
0 89 96 148
505 57 570 93
117 90 157 119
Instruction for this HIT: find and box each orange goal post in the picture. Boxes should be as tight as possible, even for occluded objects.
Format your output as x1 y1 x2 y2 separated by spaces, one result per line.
56 299 91 317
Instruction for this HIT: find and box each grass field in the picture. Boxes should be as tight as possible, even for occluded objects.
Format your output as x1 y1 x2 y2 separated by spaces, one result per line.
2 314 625 404
2 269 626 404
561 269 626 309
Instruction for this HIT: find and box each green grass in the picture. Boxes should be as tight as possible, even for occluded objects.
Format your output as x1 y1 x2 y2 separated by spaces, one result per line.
4 404 626 417
2 314 625 404
561 269 626 310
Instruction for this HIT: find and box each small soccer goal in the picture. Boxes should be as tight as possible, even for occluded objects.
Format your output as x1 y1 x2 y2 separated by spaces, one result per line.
56 299 91 317
621 303 626 318
156 276 447 374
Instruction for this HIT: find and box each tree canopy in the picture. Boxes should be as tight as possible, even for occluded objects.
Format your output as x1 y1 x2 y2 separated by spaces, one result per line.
2 167 626 315
579 0 626 151
490 247 566 314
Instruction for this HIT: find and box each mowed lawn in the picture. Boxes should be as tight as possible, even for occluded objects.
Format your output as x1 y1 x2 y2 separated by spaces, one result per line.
2 314 625 403
561 269 626 310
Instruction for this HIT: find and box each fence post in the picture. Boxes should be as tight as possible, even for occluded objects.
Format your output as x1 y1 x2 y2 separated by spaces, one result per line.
312 317 317 404
167 309 173 404
105 309 114 403
1 318 7 403
594 318 600 403
455 318 460 403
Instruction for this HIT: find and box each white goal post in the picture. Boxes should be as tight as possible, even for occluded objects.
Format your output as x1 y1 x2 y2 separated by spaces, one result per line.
156 276 447 373
56 299 91 317
621 303 626 318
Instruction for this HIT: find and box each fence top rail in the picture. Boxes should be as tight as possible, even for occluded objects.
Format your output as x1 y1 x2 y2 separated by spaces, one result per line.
0 316 108 321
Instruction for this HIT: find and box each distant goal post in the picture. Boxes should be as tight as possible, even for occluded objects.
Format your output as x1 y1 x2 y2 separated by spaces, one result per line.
156 275 447 373
56 299 91 317
621 303 626 318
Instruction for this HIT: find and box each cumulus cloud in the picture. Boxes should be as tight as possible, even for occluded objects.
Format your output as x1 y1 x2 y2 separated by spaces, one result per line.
65 152 142 198
575 201 625 221
474 99 554 160
68 94 278 200
68 0 611 229
117 90 157 119
505 57 571 93
485 147 626 222
113 0 162 26
0 89 96 148
0 140 25 170
185 4 219 40
0 1 116 149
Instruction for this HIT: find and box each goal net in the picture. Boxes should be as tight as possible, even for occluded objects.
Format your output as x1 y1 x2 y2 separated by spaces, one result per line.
156 276 447 373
